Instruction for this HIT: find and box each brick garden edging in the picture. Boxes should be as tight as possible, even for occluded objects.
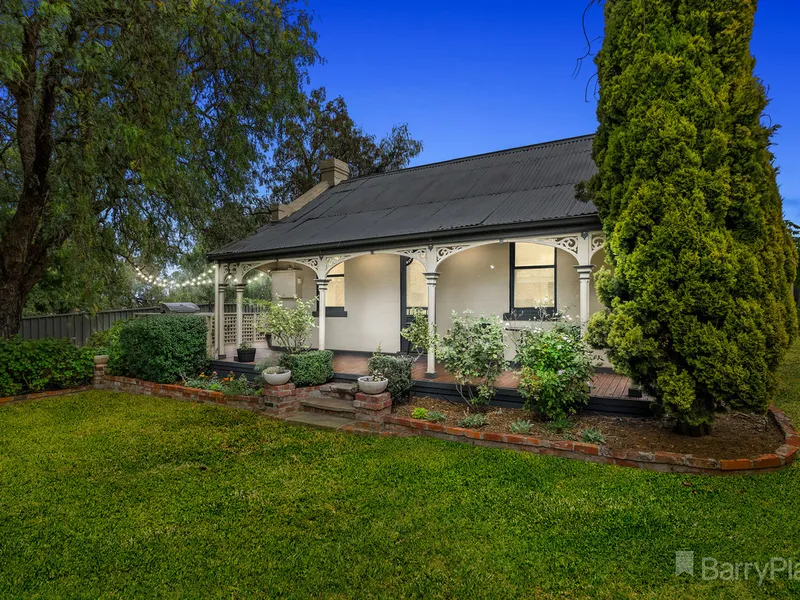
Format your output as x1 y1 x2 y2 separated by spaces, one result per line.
2 355 796 476
382 407 800 475
0 386 93 405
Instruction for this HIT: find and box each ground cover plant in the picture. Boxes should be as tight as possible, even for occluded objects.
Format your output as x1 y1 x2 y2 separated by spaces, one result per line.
183 371 257 396
1 343 799 598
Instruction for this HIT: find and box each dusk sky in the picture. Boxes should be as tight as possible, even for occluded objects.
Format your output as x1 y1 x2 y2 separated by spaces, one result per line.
306 0 800 223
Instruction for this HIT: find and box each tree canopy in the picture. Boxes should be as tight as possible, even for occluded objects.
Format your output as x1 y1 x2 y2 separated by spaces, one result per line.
264 87 423 204
582 0 798 428
0 0 318 334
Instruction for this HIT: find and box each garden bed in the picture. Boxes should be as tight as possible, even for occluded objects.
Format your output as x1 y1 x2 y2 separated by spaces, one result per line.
395 396 786 460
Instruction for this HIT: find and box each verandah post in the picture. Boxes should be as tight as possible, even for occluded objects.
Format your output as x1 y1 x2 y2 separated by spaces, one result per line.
424 272 439 377
315 278 330 350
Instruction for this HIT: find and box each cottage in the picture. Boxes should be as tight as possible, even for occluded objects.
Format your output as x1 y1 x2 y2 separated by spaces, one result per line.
208 134 606 377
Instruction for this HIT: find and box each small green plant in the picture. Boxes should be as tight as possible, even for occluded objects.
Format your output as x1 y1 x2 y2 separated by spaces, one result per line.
279 350 334 386
425 410 446 423
368 353 413 402
262 366 288 375
509 418 534 435
545 415 572 434
411 407 429 420
253 298 315 353
238 341 252 351
400 308 437 361
439 311 508 407
458 413 489 428
581 428 606 445
516 323 595 421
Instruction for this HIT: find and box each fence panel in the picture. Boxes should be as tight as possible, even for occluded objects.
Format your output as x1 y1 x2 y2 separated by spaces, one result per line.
20 306 161 346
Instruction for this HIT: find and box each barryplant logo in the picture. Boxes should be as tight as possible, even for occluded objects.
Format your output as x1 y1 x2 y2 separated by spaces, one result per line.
675 551 800 585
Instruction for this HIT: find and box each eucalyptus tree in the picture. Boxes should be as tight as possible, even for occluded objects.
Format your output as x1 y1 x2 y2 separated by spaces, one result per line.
0 0 318 335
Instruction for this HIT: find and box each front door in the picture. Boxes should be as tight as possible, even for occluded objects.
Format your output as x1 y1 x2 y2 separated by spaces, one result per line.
400 257 428 353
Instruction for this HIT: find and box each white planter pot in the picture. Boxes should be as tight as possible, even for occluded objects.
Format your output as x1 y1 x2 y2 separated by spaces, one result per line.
357 376 388 395
263 370 292 386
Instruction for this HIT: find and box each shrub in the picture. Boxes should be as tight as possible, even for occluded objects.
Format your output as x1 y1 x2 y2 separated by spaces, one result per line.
411 407 428 420
509 418 534 435
579 0 798 428
280 350 333 387
400 308 437 360
254 298 315 353
425 410 446 423
0 338 94 396
110 315 208 383
439 311 507 406
368 354 413 402
458 413 489 428
581 428 606 445
516 324 594 421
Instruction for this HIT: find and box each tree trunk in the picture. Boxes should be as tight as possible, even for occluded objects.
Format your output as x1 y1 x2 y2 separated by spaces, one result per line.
0 274 26 339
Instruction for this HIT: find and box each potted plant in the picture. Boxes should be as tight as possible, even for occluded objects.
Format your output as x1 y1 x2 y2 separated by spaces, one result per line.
237 341 256 363
262 365 291 386
357 370 389 395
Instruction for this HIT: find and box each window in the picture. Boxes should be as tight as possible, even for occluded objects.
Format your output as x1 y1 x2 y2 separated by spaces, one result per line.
505 243 556 320
315 263 347 317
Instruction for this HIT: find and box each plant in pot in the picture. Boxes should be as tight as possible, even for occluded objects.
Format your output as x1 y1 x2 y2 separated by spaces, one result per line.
237 341 256 363
262 365 291 386
358 367 388 395
256 356 292 386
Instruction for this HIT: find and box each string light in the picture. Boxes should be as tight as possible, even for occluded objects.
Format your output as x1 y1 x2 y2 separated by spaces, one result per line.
133 265 215 289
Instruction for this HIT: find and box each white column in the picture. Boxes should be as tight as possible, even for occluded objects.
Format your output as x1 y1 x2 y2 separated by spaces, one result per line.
213 263 221 358
235 283 245 349
574 265 594 332
217 281 227 358
315 278 329 351
424 272 439 377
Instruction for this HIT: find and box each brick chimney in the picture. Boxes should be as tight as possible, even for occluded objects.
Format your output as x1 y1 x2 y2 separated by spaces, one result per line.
320 158 350 186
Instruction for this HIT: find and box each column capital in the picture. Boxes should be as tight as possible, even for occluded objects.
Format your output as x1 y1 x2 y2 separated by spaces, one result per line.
315 278 331 290
217 283 228 292
234 283 246 293
574 264 595 277
423 272 440 284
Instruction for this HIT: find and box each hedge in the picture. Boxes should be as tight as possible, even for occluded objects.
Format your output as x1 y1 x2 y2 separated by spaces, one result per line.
109 316 208 383
368 354 413 402
280 350 334 387
0 338 94 397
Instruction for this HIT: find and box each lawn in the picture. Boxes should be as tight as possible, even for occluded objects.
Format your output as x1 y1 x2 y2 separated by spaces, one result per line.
2 349 800 598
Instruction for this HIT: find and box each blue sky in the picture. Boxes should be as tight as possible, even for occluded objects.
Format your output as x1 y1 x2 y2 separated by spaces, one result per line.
306 0 800 224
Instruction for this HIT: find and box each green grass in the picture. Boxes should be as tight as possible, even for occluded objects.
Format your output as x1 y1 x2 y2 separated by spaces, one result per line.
2 346 800 598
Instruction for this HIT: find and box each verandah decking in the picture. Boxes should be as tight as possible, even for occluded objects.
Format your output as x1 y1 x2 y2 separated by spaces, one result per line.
210 350 653 417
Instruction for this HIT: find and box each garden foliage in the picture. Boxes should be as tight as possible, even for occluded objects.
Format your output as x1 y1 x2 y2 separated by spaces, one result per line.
280 350 334 387
0 338 93 396
439 312 507 406
368 354 413 402
110 316 208 383
515 324 595 420
580 1 799 426
254 299 316 353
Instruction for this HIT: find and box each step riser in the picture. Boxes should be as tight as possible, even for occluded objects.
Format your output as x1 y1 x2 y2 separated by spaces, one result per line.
301 406 356 418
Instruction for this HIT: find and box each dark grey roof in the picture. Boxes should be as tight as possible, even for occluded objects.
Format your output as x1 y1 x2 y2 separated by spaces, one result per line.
209 134 599 260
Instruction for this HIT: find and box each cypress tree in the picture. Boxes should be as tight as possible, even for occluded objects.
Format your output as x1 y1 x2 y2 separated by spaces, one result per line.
582 0 798 429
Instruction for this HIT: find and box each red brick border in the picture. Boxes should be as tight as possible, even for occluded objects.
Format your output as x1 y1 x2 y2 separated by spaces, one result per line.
381 406 799 475
0 386 93 405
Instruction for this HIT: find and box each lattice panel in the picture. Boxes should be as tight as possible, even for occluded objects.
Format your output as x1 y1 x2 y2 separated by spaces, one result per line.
242 314 256 343
224 314 236 344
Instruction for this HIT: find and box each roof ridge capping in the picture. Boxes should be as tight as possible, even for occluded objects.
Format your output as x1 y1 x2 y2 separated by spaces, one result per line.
340 133 596 184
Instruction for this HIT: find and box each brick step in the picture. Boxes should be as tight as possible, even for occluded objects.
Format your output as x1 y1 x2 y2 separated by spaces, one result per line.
300 396 356 417
324 382 358 400
284 411 356 431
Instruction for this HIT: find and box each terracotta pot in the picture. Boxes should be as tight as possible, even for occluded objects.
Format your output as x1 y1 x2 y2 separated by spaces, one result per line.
357 376 388 395
263 370 291 386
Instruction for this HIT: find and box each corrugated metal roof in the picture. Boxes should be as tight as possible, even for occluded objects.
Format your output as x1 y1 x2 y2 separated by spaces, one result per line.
209 134 599 259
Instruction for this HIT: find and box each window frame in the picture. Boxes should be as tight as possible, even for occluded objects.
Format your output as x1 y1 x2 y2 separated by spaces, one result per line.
504 242 557 321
